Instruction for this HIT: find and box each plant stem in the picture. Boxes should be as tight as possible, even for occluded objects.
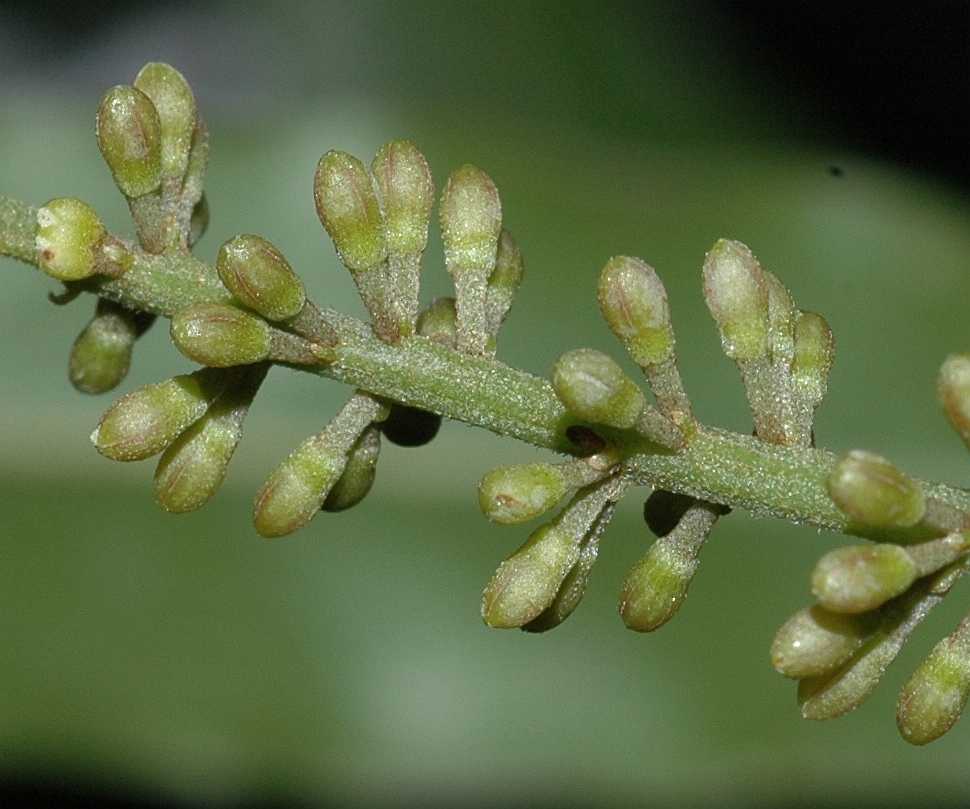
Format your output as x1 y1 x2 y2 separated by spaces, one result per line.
3 193 968 541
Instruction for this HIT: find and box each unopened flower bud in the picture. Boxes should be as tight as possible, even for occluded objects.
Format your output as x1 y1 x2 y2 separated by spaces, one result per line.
812 544 918 614
216 234 306 321
170 304 272 367
92 368 225 461
314 150 386 273
939 354 970 449
828 450 925 529
96 85 162 198
598 256 674 368
371 139 434 260
323 425 381 512
702 239 769 362
792 311 834 406
485 229 524 337
417 297 457 347
479 463 570 524
764 271 796 364
771 605 878 679
897 617 970 745
523 534 600 634
69 299 140 394
552 348 646 429
153 365 266 512
36 198 105 281
440 164 502 276
481 523 581 628
133 62 196 181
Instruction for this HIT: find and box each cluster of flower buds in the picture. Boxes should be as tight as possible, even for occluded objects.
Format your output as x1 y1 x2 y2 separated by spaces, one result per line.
772 447 970 744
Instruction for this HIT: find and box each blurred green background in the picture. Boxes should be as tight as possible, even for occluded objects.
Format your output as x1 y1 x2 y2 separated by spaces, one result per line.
2 2 969 806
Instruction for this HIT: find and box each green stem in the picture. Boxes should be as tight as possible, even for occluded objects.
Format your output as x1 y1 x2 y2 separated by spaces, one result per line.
3 193 969 542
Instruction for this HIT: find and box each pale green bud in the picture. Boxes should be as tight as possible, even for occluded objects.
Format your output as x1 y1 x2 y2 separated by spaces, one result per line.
478 463 569 524
69 299 140 394
828 450 925 529
133 62 196 181
598 256 674 368
792 311 834 405
481 523 581 628
96 85 162 198
551 348 646 429
170 304 272 367
771 605 878 679
36 198 105 281
897 619 970 745
216 234 306 321
91 368 225 461
417 297 458 347
701 238 769 361
812 544 918 614
371 139 434 259
440 164 502 275
153 365 266 513
523 534 599 633
764 271 796 364
485 229 524 337
323 425 381 512
619 538 697 632
314 150 386 273
939 353 970 449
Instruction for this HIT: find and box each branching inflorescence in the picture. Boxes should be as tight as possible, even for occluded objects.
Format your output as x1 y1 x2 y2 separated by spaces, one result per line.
3 63 970 745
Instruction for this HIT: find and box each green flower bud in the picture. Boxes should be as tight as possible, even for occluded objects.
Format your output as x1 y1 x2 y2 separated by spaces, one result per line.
897 618 970 745
91 368 225 461
323 425 381 512
701 238 769 361
417 297 457 346
216 234 306 321
828 450 925 529
96 85 162 198
314 150 386 273
764 271 796 365
771 605 878 679
380 404 442 448
485 229 524 337
481 523 581 628
551 348 646 429
371 139 434 260
792 311 834 406
598 256 674 368
35 198 105 281
170 304 272 367
133 62 196 181
478 463 570 524
812 544 918 614
939 353 970 449
440 164 502 275
523 532 600 633
69 299 140 394
153 365 266 513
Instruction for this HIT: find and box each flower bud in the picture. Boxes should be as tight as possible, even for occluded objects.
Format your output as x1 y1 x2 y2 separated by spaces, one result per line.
939 353 970 449
812 544 918 614
380 404 442 447
416 297 457 347
598 256 674 368
96 85 162 198
764 271 796 364
619 538 696 632
216 234 306 321
314 150 386 273
35 198 105 281
522 534 600 633
481 523 581 628
485 229 524 337
439 164 502 275
69 299 140 394
153 365 266 512
827 450 925 529
92 368 225 461
133 62 196 181
792 311 834 406
323 425 381 512
371 139 434 260
897 618 970 745
551 348 646 429
170 304 272 367
701 239 768 362
771 605 878 679
478 463 570 524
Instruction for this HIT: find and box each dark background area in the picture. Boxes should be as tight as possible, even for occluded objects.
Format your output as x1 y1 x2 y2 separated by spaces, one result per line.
1 2 968 808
